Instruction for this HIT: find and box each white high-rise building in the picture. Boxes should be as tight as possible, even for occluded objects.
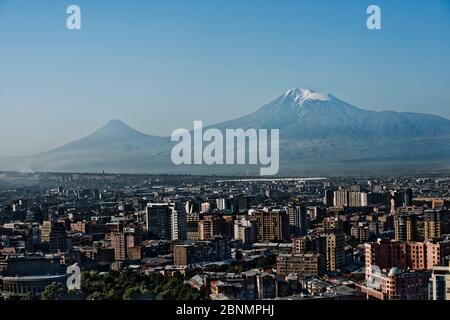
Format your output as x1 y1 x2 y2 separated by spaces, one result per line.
216 198 227 210
333 190 349 207
285 205 308 236
171 202 187 241
234 216 257 244
185 200 195 214
360 192 368 207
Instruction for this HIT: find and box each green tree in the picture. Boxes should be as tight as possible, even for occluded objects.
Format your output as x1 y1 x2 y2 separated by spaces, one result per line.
70 268 204 301
41 282 66 300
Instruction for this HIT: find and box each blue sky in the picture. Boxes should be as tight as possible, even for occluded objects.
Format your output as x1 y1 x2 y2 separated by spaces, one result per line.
0 0 449 156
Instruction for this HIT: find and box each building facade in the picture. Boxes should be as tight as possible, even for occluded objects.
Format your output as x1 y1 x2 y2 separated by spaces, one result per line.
276 253 326 276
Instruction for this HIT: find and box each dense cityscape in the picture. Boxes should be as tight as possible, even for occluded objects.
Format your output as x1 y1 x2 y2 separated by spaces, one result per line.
0 171 449 300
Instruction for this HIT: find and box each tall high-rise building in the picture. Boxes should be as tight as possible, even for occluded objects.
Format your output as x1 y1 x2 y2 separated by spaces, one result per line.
198 214 229 240
390 191 401 213
146 202 187 241
320 213 346 272
424 210 450 241
361 192 368 207
394 214 418 241
40 221 68 253
402 188 413 207
185 200 195 214
390 189 413 212
234 217 257 244
186 212 200 241
349 191 362 207
323 189 334 207
216 198 227 211
198 215 214 241
237 197 251 212
321 231 345 272
171 202 187 241
110 231 127 261
110 225 140 261
146 203 171 240
285 205 308 236
342 191 368 207
333 190 349 207
321 217 345 272
252 209 289 242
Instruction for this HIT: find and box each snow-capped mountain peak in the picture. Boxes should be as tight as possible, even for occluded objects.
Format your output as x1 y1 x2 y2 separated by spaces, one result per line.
283 88 332 105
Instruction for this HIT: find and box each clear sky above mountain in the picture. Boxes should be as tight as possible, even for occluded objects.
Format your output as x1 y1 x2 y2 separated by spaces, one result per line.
0 0 449 156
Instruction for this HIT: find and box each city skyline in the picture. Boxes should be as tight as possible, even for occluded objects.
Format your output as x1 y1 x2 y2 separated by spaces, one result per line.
0 0 449 156
1 171 450 302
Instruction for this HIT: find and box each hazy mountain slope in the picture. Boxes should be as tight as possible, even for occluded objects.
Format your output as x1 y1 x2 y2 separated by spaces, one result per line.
1 120 171 173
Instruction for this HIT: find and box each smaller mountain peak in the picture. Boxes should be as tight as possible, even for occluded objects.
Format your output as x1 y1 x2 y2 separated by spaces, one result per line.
283 88 332 105
106 119 127 126
102 119 134 130
95 119 141 136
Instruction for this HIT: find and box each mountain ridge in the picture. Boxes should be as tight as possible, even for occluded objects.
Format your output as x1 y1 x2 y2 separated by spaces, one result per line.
1 88 450 175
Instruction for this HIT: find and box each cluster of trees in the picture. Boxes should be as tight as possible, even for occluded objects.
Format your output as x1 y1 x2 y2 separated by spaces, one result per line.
24 269 202 300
